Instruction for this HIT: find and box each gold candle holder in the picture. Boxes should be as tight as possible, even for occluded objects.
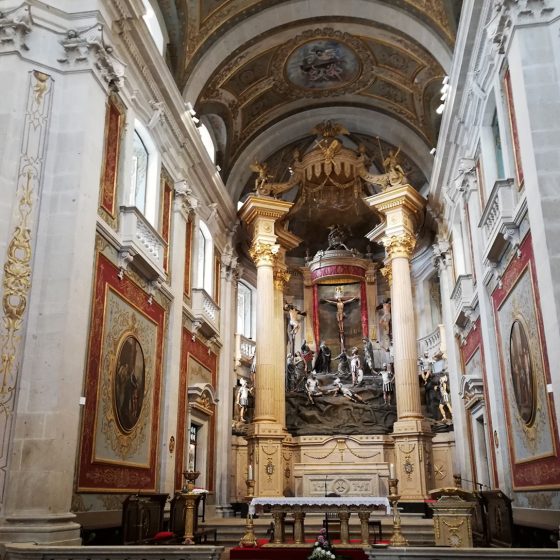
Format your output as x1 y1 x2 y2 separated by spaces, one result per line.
388 477 408 547
239 477 257 548
181 470 201 545
245 477 255 500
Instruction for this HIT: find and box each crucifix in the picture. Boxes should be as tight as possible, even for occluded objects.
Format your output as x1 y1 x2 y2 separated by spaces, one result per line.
320 286 359 351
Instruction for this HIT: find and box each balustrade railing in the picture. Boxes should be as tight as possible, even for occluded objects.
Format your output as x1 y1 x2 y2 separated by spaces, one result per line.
119 206 167 275
191 288 220 337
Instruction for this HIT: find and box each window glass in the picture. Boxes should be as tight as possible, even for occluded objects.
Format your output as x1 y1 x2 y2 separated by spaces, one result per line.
237 282 253 338
492 111 505 179
142 0 165 55
132 130 149 213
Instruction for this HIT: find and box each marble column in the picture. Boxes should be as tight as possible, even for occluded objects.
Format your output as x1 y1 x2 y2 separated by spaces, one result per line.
366 185 434 500
238 195 292 497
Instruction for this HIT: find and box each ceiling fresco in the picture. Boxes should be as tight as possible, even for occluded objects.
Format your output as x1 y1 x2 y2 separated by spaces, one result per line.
156 0 462 206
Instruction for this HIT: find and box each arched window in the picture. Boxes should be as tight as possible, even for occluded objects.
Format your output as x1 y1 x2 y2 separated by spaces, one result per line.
198 122 216 163
196 221 214 295
130 120 160 225
142 0 166 55
237 281 255 338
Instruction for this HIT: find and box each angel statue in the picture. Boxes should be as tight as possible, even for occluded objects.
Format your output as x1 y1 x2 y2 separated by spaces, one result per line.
383 148 407 188
250 161 273 196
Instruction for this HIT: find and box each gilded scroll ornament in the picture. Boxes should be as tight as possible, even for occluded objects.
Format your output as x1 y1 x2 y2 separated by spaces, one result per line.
249 241 279 266
0 173 33 397
273 269 291 291
380 264 393 286
383 233 416 260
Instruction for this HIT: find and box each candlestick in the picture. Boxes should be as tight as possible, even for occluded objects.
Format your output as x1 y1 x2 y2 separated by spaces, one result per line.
388 477 408 547
248 464 253 480
389 463 396 479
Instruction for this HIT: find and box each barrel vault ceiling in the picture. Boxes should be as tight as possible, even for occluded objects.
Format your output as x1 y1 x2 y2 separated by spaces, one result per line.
158 0 462 202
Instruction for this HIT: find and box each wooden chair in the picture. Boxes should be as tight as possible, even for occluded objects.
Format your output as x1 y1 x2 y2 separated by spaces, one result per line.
323 511 341 541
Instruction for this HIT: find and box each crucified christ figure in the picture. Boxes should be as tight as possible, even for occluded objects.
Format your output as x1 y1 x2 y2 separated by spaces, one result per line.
321 291 359 342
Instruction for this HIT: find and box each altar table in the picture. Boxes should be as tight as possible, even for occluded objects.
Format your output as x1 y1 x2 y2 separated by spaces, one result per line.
249 497 391 546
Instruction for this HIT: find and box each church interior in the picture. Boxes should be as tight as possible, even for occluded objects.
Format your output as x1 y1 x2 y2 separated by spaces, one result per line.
1 0 560 558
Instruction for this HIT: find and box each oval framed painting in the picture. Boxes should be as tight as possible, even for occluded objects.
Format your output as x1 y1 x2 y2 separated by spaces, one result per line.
114 335 146 433
509 319 536 426
285 39 360 91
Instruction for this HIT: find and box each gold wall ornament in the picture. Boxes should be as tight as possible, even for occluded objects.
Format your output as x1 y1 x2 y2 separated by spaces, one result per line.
0 172 33 397
0 71 52 406
248 240 279 266
273 268 291 291
383 233 416 260
380 264 393 286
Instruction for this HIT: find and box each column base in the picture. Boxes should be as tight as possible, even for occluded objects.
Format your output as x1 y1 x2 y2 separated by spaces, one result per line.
247 422 287 497
392 418 435 501
0 513 81 549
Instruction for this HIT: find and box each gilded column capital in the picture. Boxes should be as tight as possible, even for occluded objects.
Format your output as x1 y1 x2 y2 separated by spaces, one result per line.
273 268 291 291
249 240 279 266
383 233 416 260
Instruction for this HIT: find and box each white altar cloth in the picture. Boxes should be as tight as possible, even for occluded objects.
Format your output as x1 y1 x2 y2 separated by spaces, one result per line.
249 496 391 516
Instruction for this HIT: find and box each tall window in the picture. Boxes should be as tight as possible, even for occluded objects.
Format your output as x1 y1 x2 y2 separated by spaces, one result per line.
491 110 505 179
196 221 214 295
131 130 149 213
237 281 254 338
130 121 160 226
142 0 165 55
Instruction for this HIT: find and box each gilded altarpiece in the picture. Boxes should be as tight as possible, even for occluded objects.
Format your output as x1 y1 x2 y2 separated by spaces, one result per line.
78 253 165 492
175 328 217 492
492 234 560 489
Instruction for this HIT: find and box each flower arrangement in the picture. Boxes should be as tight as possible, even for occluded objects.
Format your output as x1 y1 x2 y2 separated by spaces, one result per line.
308 528 337 560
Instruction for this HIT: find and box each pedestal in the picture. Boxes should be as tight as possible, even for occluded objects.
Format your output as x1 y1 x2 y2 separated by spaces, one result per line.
430 494 475 548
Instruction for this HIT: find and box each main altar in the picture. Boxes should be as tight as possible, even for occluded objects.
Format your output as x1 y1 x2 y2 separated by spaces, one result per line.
235 122 455 505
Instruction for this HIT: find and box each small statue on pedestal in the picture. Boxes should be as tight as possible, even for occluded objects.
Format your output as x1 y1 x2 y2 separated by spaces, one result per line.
236 378 253 423
379 363 394 406
418 350 434 385
437 372 453 421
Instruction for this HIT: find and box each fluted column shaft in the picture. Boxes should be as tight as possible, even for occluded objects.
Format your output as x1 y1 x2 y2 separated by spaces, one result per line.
254 254 277 422
390 252 423 420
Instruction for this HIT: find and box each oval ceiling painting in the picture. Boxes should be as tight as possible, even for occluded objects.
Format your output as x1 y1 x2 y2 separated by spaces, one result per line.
285 39 360 90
